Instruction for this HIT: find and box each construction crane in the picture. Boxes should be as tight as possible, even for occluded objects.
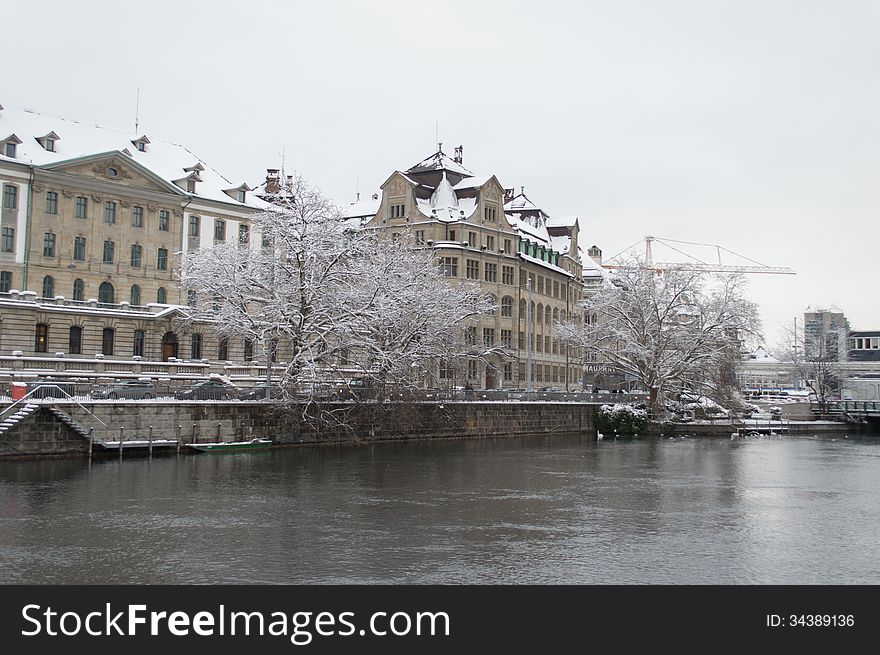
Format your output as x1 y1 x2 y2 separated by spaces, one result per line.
604 236 795 275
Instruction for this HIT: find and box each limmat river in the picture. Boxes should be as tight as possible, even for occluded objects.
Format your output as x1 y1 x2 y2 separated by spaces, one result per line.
1 433 878 584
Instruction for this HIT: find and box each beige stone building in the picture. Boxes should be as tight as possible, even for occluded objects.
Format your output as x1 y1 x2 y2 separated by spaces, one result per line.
347 147 586 389
0 102 267 364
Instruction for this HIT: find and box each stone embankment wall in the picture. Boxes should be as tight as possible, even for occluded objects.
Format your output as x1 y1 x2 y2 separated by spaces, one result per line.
0 401 598 458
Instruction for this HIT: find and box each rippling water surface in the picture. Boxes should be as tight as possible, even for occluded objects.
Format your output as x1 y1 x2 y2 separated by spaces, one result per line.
2 434 879 584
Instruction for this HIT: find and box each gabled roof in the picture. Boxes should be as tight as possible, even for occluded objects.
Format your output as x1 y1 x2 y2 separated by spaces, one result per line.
0 104 269 209
503 192 543 213
406 149 474 177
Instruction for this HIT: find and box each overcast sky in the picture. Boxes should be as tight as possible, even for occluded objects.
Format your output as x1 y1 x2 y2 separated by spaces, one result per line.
7 0 879 347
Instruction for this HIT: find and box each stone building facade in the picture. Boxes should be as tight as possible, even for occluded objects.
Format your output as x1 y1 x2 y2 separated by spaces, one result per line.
348 147 586 389
0 102 267 365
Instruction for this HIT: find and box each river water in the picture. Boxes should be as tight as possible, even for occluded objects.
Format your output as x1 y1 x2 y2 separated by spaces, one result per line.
1 433 878 584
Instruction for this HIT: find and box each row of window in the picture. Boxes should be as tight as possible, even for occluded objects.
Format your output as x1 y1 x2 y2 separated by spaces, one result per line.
33 323 250 362
187 216 249 243
35 233 169 269
30 275 168 305
851 337 880 350
439 360 514 382
1 186 173 232
518 363 580 384
520 270 570 300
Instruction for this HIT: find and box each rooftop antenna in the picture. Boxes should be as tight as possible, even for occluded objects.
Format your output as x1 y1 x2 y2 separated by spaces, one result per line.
281 146 286 178
435 121 438 152
134 88 140 133
356 176 360 202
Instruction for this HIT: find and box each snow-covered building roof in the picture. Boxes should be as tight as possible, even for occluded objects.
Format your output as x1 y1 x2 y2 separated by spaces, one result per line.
406 149 474 177
746 346 779 363
345 192 382 220
0 104 269 210
414 171 478 223
579 245 606 280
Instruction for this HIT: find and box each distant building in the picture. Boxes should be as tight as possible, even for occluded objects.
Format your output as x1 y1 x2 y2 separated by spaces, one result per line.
803 309 849 363
848 330 880 362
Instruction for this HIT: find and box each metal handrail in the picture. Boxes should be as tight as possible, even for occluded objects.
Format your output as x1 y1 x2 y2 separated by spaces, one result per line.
0 384 108 427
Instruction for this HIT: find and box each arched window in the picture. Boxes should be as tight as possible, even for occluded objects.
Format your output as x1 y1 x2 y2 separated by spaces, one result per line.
161 332 178 361
545 306 552 326
133 330 145 357
501 296 514 318
560 310 567 322
553 307 559 324
487 294 496 316
191 333 202 359
72 278 84 301
101 328 114 355
35 323 49 352
130 284 141 306
218 338 228 361
537 303 544 324
519 299 527 321
98 281 114 304
42 275 54 299
157 287 167 304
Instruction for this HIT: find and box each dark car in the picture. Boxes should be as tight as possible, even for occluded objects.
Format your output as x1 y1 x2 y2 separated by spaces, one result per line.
90 380 156 400
174 380 239 400
239 383 284 400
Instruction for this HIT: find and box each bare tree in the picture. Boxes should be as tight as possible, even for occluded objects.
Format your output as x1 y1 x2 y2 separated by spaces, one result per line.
179 175 492 406
558 258 760 414
776 321 846 415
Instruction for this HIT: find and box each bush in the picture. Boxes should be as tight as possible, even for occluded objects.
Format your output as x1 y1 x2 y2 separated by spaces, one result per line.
598 403 648 435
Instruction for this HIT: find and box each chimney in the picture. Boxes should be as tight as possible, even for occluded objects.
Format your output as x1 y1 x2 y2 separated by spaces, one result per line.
265 169 280 194
504 188 514 202
453 145 463 164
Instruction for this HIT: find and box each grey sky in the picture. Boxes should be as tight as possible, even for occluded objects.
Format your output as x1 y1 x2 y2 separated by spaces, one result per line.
7 0 879 346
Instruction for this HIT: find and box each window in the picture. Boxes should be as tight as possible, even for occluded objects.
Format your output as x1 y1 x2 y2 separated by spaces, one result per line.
545 335 551 353
214 219 226 242
133 330 145 357
130 284 141 306
104 201 116 224
73 236 86 261
45 138 56 152
439 360 452 380
537 276 544 295
42 233 56 257
468 231 477 247
484 263 497 282
133 206 143 227
440 257 458 277
486 235 495 251
75 196 88 219
102 240 114 263
157 248 168 271
186 179 195 193
501 296 513 317
187 290 197 307
504 362 513 381
504 239 512 253
501 329 512 348
1 227 13 253
157 287 167 304
415 230 425 245
467 360 478 380
46 191 58 214
238 224 249 244
136 141 146 152
218 338 228 361
98 281 114 304
237 189 246 202
102 328 115 356
3 184 17 209
502 265 514 285
466 259 479 280
72 278 84 301
537 303 544 324
130 244 142 268
464 326 477 346
483 205 497 222
42 275 54 298
448 229 456 242
0 270 11 292
69 326 82 355
188 215 200 237
191 333 202 359
35 323 49 353
483 328 495 347
389 203 405 218
244 338 254 361
159 210 169 231
553 281 560 298
4 142 15 158
519 331 525 350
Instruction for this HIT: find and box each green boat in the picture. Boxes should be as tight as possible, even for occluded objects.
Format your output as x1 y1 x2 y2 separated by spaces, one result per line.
189 438 273 453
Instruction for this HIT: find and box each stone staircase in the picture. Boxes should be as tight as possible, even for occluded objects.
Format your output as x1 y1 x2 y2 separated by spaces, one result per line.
43 406 94 441
0 403 40 435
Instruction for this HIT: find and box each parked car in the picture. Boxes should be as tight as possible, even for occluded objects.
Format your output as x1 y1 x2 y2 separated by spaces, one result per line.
239 382 284 400
334 377 379 400
174 380 240 400
90 380 156 400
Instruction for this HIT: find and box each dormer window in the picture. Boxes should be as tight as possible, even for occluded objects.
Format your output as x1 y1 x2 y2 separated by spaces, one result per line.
132 135 150 152
37 131 60 152
186 179 195 193
237 190 246 202
224 184 251 203
3 135 20 158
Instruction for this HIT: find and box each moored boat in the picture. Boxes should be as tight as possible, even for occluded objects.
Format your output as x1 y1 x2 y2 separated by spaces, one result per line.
189 438 273 453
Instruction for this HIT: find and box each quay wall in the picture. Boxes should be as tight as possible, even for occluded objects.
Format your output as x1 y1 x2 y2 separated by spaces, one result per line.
0 401 598 458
